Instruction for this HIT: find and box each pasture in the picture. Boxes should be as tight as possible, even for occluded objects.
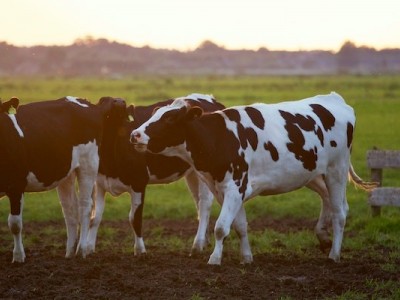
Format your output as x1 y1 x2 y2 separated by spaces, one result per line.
0 75 399 299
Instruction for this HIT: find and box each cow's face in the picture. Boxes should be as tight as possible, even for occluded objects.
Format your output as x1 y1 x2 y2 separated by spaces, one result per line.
97 96 128 124
130 99 202 154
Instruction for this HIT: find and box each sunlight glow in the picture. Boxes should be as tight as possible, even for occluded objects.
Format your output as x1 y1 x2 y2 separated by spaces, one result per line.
2 0 399 51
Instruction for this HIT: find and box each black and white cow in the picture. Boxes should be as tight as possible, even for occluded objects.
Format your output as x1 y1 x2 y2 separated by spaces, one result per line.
130 92 377 265
87 94 225 255
0 96 126 262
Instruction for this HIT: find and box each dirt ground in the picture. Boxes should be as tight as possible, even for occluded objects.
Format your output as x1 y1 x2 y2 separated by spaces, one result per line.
1 218 399 299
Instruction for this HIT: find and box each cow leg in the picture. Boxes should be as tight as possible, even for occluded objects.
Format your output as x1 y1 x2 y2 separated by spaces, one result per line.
8 191 25 263
306 175 332 251
87 183 106 254
184 170 213 254
232 205 253 264
325 167 348 262
57 173 79 258
208 191 242 265
130 191 146 255
75 152 99 258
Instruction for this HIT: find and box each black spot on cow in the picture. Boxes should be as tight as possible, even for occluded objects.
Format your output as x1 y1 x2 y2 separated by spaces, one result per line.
225 109 259 151
224 108 241 123
310 104 336 131
347 122 354 148
245 106 265 130
279 110 319 171
244 127 258 151
330 140 337 147
264 141 279 161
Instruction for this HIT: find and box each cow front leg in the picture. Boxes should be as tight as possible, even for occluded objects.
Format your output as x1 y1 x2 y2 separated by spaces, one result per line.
8 192 25 263
208 193 242 265
129 191 146 255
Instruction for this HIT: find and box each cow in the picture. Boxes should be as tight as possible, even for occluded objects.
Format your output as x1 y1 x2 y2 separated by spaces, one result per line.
0 96 127 262
130 92 378 265
87 93 225 255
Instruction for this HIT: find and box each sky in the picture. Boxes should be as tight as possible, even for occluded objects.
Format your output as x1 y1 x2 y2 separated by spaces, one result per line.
2 0 400 51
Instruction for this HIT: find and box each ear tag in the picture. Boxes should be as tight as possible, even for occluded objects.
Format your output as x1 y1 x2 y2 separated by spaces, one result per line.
128 115 134 122
8 107 16 115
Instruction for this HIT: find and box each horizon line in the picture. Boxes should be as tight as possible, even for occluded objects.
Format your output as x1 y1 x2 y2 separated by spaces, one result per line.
2 36 400 53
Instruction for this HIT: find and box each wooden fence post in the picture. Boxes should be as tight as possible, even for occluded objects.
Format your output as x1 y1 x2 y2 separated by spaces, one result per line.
370 168 382 217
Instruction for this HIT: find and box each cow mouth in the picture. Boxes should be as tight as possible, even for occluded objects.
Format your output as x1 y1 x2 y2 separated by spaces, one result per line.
133 143 148 153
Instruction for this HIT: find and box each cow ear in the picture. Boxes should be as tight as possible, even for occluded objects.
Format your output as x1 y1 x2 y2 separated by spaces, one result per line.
4 97 19 115
10 97 19 109
186 106 203 121
127 105 135 122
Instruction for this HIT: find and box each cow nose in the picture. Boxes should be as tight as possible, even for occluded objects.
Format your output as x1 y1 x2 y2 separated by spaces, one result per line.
130 131 141 144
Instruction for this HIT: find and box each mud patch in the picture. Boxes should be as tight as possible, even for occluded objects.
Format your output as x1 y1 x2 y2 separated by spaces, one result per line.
1 218 399 299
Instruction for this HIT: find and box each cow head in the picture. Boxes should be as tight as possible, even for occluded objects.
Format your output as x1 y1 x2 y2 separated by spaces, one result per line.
97 96 128 124
130 98 203 154
0 97 19 114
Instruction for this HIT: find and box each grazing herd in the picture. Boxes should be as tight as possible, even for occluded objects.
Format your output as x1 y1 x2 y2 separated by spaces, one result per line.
0 92 376 264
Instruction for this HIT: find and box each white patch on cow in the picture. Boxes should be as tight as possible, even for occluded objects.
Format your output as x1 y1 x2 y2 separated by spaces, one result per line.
66 96 89 108
25 140 98 192
8 194 25 262
7 114 24 137
96 174 132 196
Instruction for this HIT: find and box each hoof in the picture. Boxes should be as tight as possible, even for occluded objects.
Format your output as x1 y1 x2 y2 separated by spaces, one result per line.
328 252 341 263
12 253 26 263
208 255 222 265
319 240 332 253
134 249 147 256
240 254 253 265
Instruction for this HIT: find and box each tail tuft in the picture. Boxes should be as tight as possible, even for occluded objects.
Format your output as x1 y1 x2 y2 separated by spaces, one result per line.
348 164 379 192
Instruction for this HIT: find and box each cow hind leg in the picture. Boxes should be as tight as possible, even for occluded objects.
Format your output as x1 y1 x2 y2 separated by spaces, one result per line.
75 153 99 258
232 205 253 264
129 191 146 255
57 173 79 258
184 171 214 254
325 166 349 262
8 192 25 263
306 175 332 252
87 184 106 254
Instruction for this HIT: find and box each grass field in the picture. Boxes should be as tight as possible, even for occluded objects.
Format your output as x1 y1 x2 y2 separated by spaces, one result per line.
0 75 399 299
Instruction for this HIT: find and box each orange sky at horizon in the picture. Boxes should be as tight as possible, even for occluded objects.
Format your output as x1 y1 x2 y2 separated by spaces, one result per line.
2 0 399 52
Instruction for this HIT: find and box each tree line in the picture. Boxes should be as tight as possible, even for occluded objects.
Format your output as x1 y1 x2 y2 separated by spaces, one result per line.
0 38 399 76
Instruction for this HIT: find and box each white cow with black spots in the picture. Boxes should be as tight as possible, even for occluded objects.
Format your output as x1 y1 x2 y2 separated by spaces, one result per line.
130 92 377 265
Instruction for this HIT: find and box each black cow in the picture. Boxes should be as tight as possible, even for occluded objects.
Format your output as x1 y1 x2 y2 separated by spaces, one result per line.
0 96 126 262
86 94 225 255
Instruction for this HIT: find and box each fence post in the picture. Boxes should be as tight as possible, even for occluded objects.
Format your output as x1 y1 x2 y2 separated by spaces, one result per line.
370 168 382 217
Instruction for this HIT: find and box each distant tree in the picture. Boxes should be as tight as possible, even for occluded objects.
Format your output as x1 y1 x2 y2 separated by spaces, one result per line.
337 40 359 73
195 40 225 52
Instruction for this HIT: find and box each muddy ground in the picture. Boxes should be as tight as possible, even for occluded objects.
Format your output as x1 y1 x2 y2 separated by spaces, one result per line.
1 218 399 299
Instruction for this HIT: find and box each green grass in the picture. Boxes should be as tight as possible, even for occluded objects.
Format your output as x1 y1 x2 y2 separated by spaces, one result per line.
0 75 399 297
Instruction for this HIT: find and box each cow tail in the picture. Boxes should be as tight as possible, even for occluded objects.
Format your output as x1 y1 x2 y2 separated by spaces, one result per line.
348 163 379 192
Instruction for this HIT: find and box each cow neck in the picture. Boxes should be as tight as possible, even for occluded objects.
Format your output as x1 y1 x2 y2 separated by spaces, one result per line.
184 113 222 168
99 120 126 174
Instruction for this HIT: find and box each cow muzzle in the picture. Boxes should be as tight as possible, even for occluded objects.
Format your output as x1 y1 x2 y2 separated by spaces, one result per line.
130 130 148 153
